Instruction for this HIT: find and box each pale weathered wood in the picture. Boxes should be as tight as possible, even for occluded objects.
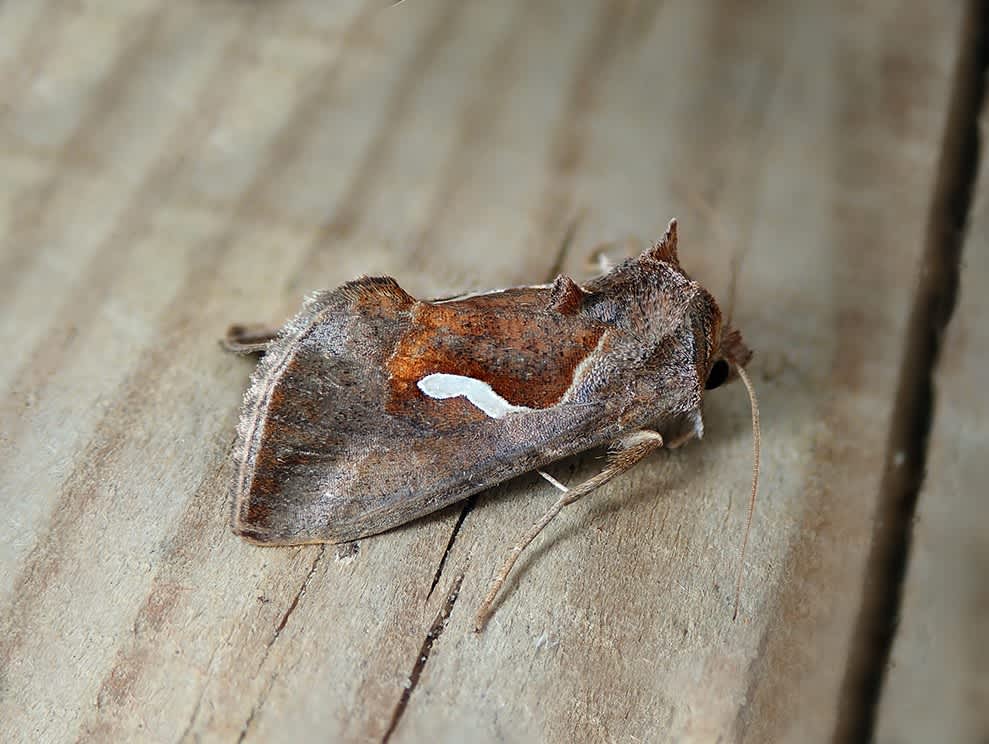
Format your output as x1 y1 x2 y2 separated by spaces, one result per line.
0 1 969 743
389 4 972 742
873 102 989 743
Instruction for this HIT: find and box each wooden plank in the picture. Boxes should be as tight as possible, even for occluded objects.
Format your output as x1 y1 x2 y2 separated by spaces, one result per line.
874 101 989 742
0 1 966 742
393 3 971 742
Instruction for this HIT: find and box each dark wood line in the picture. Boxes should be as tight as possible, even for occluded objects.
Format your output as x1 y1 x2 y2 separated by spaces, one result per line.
405 0 539 266
0 5 168 297
0 2 379 678
0 10 240 472
234 546 327 744
832 1 988 741
300 0 469 256
389 1 635 732
71 5 471 734
380 573 464 744
524 0 632 265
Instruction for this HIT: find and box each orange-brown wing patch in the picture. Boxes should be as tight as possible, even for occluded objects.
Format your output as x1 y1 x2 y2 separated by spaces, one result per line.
387 287 605 415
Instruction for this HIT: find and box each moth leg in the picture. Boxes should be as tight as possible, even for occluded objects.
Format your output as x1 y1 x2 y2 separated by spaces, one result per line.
474 429 664 632
222 323 280 354
665 430 697 449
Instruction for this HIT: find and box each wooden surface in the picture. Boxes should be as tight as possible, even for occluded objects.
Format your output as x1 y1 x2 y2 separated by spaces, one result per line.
874 94 989 744
0 1 979 742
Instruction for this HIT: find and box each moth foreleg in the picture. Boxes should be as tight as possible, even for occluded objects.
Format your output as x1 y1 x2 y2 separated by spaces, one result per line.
474 429 664 632
222 323 280 354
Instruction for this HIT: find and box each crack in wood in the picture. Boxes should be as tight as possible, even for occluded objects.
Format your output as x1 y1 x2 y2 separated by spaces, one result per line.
278 548 326 638
176 623 237 744
236 547 326 743
425 211 583 601
832 1 989 741
257 547 326 676
427 498 474 601
381 573 464 744
236 684 270 744
0 0 381 675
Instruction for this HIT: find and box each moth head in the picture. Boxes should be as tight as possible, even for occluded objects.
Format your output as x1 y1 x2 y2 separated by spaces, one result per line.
705 326 752 391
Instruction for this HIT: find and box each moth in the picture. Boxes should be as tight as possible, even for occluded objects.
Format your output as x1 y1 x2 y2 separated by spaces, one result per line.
224 220 760 630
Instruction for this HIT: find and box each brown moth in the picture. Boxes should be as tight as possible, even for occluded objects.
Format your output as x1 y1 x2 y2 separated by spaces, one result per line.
224 220 760 630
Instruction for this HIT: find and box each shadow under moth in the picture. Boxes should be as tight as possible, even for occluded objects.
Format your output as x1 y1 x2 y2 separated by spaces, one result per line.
224 220 760 631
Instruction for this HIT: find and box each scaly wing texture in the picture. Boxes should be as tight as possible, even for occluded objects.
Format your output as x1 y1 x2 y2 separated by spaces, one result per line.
232 277 620 545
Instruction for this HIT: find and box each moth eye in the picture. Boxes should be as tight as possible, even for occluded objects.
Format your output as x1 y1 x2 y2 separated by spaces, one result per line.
705 359 730 390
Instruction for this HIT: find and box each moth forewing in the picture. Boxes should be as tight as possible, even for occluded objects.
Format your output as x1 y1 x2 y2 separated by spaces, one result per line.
225 218 759 628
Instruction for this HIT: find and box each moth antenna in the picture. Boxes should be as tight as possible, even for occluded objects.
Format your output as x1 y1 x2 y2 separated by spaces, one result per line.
732 365 760 621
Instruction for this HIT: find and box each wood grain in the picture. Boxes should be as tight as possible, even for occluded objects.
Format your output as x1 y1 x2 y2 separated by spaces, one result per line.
0 1 973 742
874 96 989 744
